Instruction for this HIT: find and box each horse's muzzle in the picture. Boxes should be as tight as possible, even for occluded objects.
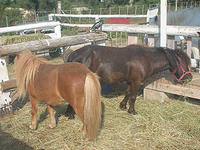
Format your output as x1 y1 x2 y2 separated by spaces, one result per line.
178 72 193 84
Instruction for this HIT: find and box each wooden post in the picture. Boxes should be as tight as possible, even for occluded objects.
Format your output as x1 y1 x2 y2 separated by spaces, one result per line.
186 37 192 58
191 37 200 59
148 34 155 47
0 58 12 110
54 24 61 38
160 0 167 47
175 0 178 11
167 35 175 49
128 33 138 45
57 1 61 14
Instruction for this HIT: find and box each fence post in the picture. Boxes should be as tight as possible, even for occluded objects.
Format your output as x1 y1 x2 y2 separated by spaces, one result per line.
186 37 192 58
167 35 175 49
128 33 138 45
54 24 62 38
160 0 167 47
191 37 200 59
148 34 155 47
0 58 12 114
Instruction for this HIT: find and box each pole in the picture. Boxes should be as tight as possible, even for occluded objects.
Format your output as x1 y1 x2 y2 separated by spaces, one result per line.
175 0 178 11
160 0 167 47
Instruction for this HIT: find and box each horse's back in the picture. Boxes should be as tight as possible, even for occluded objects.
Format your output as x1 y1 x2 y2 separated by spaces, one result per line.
65 45 164 83
31 62 90 105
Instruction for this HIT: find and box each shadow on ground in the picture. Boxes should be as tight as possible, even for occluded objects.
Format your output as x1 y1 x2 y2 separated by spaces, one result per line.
0 128 34 150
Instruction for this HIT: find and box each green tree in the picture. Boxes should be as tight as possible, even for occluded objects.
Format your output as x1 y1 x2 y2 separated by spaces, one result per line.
38 0 56 11
15 0 37 10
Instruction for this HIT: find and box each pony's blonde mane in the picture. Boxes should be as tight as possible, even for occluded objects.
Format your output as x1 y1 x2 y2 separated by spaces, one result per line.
15 50 47 98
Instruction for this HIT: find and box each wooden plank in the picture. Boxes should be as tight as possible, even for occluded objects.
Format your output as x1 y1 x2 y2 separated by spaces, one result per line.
146 81 200 99
48 14 147 20
0 21 60 34
145 72 200 99
0 32 107 57
102 24 200 37
0 79 16 92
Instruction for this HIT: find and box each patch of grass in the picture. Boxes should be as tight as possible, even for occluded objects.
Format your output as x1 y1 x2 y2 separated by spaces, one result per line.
1 33 50 45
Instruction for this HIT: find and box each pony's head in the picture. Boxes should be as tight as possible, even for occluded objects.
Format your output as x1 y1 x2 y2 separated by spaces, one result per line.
163 49 193 83
14 50 46 98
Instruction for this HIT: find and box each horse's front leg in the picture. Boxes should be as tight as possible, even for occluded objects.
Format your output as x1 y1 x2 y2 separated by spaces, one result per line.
119 85 130 110
128 81 140 115
47 105 56 128
29 96 38 130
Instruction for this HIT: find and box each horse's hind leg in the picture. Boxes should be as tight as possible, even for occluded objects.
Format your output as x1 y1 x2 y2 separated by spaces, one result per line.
65 105 75 119
47 105 56 128
128 81 141 115
29 95 38 130
120 85 130 110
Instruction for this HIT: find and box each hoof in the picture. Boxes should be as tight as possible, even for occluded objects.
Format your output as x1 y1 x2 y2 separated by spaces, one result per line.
128 109 137 115
65 113 75 120
119 103 127 110
81 129 86 136
49 123 56 129
65 110 75 120
29 124 36 130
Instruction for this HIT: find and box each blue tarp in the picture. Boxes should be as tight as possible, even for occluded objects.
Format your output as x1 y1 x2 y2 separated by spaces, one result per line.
150 7 200 26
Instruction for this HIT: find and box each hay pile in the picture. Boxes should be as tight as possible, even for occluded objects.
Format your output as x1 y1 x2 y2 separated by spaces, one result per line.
1 57 200 150
0 93 200 150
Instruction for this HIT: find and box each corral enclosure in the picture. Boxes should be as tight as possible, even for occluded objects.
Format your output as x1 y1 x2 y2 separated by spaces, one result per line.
1 1 200 150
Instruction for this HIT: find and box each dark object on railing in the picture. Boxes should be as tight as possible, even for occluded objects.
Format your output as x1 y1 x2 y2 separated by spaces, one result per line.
90 19 104 33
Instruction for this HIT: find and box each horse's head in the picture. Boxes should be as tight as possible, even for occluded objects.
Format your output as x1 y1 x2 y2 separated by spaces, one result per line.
164 49 193 83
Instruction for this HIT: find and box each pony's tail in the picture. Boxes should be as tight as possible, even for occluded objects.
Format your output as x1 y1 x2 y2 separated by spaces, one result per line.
84 73 101 140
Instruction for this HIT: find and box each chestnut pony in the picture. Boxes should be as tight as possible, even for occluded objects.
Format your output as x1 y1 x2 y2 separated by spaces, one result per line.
14 50 101 140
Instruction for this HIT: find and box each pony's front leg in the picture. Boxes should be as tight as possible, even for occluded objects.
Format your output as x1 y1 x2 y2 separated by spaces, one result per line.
120 85 130 110
47 105 56 128
29 96 38 130
128 82 140 115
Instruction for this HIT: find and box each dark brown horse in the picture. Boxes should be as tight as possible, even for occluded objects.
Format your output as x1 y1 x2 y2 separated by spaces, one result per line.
64 45 192 117
14 50 101 140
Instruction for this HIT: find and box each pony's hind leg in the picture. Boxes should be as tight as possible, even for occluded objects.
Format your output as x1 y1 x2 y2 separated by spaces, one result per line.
47 105 56 128
29 96 38 130
65 105 75 119
120 84 130 110
128 81 141 115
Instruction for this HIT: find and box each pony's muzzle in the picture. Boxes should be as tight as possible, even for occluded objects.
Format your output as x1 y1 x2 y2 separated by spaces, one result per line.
180 72 193 83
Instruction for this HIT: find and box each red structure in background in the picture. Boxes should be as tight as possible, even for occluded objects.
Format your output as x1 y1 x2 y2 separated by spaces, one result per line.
107 18 130 24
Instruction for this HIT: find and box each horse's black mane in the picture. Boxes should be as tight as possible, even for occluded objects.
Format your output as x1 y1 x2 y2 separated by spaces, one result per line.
158 47 191 66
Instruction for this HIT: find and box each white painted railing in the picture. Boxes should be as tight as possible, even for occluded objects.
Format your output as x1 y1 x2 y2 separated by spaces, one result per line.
0 21 61 38
49 14 147 21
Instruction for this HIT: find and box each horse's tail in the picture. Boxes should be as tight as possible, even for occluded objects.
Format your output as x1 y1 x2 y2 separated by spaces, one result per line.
84 72 101 140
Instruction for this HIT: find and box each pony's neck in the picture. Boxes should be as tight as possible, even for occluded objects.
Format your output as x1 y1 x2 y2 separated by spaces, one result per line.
151 50 171 75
